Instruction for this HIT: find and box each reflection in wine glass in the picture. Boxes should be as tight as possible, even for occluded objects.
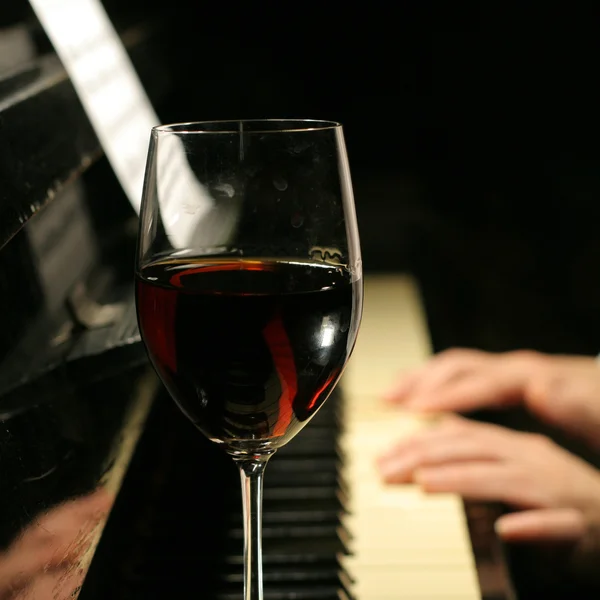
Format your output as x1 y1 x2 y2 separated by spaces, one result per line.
136 119 362 600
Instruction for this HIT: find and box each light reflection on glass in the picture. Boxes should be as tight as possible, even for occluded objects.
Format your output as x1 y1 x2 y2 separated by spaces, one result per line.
320 316 336 348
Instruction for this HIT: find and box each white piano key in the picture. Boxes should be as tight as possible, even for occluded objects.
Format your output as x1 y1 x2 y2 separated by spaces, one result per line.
351 567 480 598
340 274 481 599
342 549 474 567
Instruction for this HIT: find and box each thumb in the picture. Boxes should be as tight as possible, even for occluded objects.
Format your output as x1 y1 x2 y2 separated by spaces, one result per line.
495 508 586 543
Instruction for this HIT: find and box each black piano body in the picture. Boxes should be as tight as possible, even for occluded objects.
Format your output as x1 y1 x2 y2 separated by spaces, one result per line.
0 2 166 598
2 2 600 599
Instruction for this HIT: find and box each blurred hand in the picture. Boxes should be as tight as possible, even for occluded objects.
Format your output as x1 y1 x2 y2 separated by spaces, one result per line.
378 416 600 548
0 488 112 600
385 349 600 448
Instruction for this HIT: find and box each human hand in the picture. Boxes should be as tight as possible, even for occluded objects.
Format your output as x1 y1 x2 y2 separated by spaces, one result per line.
385 349 600 449
0 488 112 600
378 416 600 547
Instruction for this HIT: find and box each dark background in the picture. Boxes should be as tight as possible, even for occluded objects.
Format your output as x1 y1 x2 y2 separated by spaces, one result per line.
5 0 600 356
147 2 600 358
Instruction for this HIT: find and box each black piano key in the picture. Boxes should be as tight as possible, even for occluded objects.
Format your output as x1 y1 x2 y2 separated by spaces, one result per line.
111 577 349 600
215 587 348 600
230 508 342 526
266 456 340 473
139 490 345 524
277 434 340 458
139 483 346 518
260 528 351 556
123 552 344 573
222 567 346 587
118 554 352 599
264 470 340 488
120 587 345 600
263 485 344 502
130 517 347 549
145 506 342 530
82 392 352 599
123 555 344 577
147 459 342 489
225 553 343 567
128 530 349 560
228 523 343 541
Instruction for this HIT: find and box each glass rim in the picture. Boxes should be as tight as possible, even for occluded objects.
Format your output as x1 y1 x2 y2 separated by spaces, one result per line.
152 119 342 135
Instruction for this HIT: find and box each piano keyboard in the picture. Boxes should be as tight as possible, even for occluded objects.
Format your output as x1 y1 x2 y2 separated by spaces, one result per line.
84 274 513 599
340 275 482 599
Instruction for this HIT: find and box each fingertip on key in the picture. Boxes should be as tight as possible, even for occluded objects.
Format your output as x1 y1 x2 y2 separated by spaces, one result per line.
377 456 411 483
382 375 416 403
404 396 439 412
382 389 405 404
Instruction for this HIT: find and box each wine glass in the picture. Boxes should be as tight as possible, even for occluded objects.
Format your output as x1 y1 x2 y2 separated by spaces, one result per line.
135 119 363 600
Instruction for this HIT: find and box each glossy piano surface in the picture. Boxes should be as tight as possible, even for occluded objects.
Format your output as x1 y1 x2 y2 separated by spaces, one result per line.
0 11 165 598
0 162 153 598
0 367 157 598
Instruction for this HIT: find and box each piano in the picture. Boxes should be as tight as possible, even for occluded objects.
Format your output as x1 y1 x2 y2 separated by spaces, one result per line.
2 2 600 599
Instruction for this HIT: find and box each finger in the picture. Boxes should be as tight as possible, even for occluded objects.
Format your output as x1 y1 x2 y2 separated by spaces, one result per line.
379 415 527 466
405 350 486 400
416 462 544 507
495 508 586 543
406 375 503 412
378 417 526 482
384 348 485 404
377 414 516 465
409 351 540 413
379 437 504 483
377 415 472 462
16 489 112 548
408 358 533 413
383 367 425 403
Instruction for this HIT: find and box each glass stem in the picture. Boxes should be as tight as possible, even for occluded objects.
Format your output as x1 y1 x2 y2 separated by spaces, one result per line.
236 455 271 600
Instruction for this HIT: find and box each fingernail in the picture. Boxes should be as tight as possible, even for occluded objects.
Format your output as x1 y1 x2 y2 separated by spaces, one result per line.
494 517 510 537
494 520 504 535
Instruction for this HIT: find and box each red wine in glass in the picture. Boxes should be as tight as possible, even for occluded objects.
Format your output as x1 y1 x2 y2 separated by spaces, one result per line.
137 257 360 452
